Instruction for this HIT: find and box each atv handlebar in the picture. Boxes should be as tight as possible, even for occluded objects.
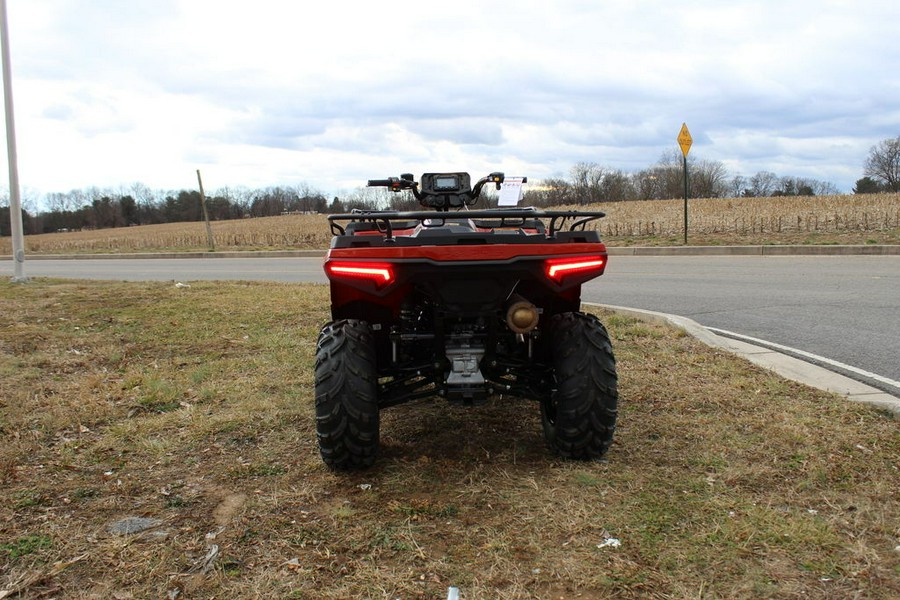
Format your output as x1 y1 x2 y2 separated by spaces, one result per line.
471 172 506 199
367 171 507 211
367 177 418 192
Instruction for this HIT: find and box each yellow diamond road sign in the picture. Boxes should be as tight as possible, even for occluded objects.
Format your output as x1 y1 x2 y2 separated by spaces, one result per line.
678 123 693 157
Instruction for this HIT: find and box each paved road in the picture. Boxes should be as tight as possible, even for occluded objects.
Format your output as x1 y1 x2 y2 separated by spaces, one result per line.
5 255 899 390
584 255 900 389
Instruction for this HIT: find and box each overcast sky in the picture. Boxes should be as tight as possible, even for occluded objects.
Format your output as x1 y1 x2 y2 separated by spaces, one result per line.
3 0 899 200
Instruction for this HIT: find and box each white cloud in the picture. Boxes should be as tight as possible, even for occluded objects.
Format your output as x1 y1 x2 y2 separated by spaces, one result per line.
2 0 899 198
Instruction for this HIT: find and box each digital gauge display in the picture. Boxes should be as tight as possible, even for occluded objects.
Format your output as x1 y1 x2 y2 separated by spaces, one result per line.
434 176 459 191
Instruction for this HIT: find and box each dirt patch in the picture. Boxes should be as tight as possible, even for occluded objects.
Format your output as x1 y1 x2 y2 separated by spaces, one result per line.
212 492 248 526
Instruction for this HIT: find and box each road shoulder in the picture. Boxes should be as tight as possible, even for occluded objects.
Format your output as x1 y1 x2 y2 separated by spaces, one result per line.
589 302 900 416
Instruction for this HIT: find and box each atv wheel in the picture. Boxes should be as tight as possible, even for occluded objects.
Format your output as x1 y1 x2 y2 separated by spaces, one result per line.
541 312 618 460
315 319 379 470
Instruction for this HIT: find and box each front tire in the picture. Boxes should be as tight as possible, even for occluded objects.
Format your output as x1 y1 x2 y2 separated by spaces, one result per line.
315 319 379 469
541 312 618 460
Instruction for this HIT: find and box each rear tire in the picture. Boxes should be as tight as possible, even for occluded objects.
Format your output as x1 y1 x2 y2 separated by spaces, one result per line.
315 320 379 469
541 312 618 460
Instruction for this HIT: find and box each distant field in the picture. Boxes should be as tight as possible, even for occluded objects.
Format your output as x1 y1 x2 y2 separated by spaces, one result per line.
3 193 899 254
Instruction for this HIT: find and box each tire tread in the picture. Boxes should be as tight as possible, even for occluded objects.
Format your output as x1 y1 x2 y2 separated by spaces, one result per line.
314 319 379 469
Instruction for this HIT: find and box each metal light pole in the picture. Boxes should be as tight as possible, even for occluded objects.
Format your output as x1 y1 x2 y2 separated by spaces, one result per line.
1 0 27 282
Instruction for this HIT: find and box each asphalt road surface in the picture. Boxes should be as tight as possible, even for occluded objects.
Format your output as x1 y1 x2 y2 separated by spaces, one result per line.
5 255 899 391
585 255 899 392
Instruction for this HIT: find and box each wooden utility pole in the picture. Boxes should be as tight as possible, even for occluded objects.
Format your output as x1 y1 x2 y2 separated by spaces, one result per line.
196 169 215 251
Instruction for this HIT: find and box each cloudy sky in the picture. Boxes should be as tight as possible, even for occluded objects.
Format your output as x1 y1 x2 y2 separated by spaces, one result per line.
3 0 899 200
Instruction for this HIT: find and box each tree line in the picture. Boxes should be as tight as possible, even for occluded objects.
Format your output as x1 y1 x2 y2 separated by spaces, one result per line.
3 135 898 236
523 152 842 208
0 183 338 236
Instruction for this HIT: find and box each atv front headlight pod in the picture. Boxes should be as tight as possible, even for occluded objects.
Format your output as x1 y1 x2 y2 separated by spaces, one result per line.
325 261 395 287
544 255 607 283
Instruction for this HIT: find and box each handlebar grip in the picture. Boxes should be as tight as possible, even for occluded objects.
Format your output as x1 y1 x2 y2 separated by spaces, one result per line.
368 179 393 187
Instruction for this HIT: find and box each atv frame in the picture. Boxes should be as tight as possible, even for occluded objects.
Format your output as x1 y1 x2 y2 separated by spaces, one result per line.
316 172 618 469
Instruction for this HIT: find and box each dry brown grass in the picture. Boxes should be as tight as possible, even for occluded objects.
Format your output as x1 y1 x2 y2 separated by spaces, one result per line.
1 280 897 598
3 214 327 255
3 193 898 255
585 192 900 246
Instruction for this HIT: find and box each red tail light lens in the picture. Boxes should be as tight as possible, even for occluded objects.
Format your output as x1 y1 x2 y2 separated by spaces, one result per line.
544 255 606 283
325 261 395 287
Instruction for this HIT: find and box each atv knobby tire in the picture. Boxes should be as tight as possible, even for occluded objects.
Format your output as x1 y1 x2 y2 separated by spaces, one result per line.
315 319 379 469
541 312 618 460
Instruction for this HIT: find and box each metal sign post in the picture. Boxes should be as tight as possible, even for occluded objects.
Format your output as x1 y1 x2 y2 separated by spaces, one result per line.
1 0 27 282
677 123 693 245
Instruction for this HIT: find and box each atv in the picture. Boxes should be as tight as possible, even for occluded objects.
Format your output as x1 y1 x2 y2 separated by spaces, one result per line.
316 171 617 469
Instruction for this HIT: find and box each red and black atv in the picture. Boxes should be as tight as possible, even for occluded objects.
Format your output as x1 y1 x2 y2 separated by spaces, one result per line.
316 171 617 469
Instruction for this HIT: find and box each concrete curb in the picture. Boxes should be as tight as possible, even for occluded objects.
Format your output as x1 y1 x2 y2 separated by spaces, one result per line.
4 245 900 261
585 302 900 417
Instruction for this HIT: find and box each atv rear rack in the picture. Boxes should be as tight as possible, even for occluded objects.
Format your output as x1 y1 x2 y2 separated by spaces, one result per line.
328 208 606 241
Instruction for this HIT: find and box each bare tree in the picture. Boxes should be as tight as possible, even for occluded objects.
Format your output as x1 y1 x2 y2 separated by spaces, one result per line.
811 180 840 196
215 185 254 216
569 162 604 204
343 185 392 210
545 177 573 205
633 170 661 200
598 169 636 201
651 150 691 199
20 187 39 215
728 175 747 198
524 177 572 207
567 162 635 203
46 192 68 213
864 136 900 192
748 171 779 197
130 182 158 206
691 159 729 198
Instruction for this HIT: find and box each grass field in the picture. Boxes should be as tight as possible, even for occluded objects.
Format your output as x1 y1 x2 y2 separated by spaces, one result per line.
1 280 897 598
3 193 899 255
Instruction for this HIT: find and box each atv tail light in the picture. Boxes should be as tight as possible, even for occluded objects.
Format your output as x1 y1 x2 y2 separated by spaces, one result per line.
544 255 606 283
325 261 395 287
